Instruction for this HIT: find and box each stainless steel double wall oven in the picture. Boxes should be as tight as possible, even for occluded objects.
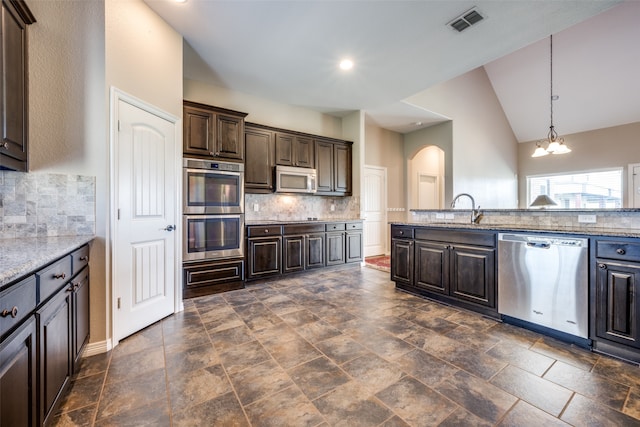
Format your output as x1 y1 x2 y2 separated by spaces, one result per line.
182 158 245 262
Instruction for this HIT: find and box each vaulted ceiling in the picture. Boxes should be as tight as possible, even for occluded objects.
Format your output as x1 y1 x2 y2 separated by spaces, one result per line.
145 0 639 141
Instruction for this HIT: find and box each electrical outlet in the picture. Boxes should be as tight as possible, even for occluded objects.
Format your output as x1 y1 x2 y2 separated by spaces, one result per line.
253 203 259 212
330 204 335 212
436 213 445 219
445 213 455 220
578 214 596 223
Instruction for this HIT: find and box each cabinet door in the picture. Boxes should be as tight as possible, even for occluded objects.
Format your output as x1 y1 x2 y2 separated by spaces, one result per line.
326 232 345 266
450 245 495 308
216 114 244 161
283 235 305 274
247 237 281 279
306 233 325 269
391 239 413 284
183 259 244 298
183 105 215 157
0 317 37 427
315 140 334 193
334 143 351 194
346 231 362 263
275 133 293 166
596 261 640 348
414 241 449 294
294 136 314 168
245 127 274 192
0 0 31 171
71 267 90 373
37 286 73 425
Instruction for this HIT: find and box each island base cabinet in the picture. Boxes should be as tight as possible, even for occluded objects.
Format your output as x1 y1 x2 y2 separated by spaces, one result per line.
450 246 495 308
415 241 448 294
37 286 73 426
391 238 413 285
595 261 640 350
0 317 37 427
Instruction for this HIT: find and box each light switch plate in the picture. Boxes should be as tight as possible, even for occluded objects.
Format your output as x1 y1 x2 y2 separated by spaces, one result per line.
253 203 259 212
436 213 445 219
578 214 596 223
445 213 455 220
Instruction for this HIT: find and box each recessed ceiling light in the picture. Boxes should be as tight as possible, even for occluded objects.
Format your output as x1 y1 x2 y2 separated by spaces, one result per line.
175 0 187 3
339 59 354 71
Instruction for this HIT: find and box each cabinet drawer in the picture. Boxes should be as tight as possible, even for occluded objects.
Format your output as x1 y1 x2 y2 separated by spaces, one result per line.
326 223 346 232
283 224 325 235
391 226 414 239
71 245 90 275
415 228 496 248
346 222 363 231
596 240 640 262
37 256 72 303
0 275 36 338
247 225 282 237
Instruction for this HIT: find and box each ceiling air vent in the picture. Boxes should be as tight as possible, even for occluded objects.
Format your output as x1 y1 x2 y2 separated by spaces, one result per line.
449 7 484 32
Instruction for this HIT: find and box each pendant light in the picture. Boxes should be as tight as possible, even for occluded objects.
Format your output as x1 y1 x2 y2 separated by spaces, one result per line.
532 35 571 157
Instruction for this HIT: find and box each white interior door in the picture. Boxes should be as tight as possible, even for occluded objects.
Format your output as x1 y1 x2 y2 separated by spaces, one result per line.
418 173 438 209
630 163 640 208
113 95 179 342
363 166 387 257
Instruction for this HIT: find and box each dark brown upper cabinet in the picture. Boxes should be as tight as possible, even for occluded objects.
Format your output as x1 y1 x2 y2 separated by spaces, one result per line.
183 100 247 162
275 132 314 168
0 0 35 171
315 139 352 196
244 124 274 193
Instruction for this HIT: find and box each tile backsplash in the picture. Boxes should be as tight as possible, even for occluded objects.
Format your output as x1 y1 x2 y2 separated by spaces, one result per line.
246 194 360 222
0 171 95 239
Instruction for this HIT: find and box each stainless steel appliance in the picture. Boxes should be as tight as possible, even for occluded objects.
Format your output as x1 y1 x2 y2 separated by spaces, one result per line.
183 158 244 214
275 165 317 193
182 158 244 261
498 233 589 339
183 214 245 261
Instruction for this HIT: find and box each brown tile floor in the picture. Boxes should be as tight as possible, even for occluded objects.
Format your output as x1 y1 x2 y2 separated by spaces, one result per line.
52 265 640 426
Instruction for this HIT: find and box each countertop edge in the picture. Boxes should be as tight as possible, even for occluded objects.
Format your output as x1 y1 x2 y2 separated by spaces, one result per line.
389 222 640 238
1 235 95 289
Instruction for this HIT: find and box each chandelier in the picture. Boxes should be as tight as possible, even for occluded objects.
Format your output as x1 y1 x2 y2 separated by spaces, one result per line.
532 35 571 157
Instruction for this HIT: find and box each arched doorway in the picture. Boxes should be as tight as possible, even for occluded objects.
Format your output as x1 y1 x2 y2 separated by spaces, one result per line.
409 145 445 209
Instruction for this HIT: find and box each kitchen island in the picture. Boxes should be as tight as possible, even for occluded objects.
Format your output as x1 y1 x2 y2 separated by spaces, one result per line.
390 218 640 363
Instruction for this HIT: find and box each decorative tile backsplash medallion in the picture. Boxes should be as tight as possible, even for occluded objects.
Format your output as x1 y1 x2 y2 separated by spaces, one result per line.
0 171 95 239
246 193 360 222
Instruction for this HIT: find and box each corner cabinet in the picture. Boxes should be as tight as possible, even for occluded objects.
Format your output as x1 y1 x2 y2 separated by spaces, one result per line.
183 101 247 161
391 225 497 318
593 238 640 362
0 0 36 171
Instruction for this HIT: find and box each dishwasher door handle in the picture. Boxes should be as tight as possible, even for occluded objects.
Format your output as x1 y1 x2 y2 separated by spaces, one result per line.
527 242 551 249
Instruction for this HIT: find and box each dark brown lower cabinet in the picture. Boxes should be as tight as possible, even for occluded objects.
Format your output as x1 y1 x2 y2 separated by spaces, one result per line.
37 284 73 425
391 225 497 318
183 259 244 298
345 230 363 263
326 232 345 266
247 236 282 280
595 260 640 349
0 316 37 427
71 267 90 371
283 233 326 274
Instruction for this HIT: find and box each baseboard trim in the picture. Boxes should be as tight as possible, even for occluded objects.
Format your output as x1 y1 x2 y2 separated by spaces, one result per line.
83 339 112 357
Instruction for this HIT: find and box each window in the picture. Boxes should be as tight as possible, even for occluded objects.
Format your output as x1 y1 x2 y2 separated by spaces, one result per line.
527 169 622 208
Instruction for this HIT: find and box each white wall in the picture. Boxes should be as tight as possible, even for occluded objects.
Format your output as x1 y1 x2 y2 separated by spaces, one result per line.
28 0 107 342
406 67 519 208
409 146 445 209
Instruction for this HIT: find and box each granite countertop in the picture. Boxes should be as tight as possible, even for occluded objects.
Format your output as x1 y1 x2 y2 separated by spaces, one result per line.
246 218 362 225
390 222 640 238
0 235 95 288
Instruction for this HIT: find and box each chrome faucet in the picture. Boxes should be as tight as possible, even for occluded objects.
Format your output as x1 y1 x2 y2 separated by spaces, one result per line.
450 193 482 224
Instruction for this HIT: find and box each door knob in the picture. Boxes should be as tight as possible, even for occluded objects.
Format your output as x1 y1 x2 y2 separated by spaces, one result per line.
164 225 176 231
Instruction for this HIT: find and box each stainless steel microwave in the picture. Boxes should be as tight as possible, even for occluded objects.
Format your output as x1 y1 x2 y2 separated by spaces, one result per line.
275 165 317 193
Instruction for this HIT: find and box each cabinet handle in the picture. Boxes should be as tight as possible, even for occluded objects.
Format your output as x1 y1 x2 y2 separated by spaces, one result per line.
209 151 215 156
616 248 626 255
598 263 607 270
0 142 8 150
1 306 18 318
53 272 66 280
399 231 404 235
79 256 89 261
264 229 269 233
67 284 75 292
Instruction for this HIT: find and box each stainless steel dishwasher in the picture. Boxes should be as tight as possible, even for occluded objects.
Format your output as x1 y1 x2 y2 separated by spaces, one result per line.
498 233 589 339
